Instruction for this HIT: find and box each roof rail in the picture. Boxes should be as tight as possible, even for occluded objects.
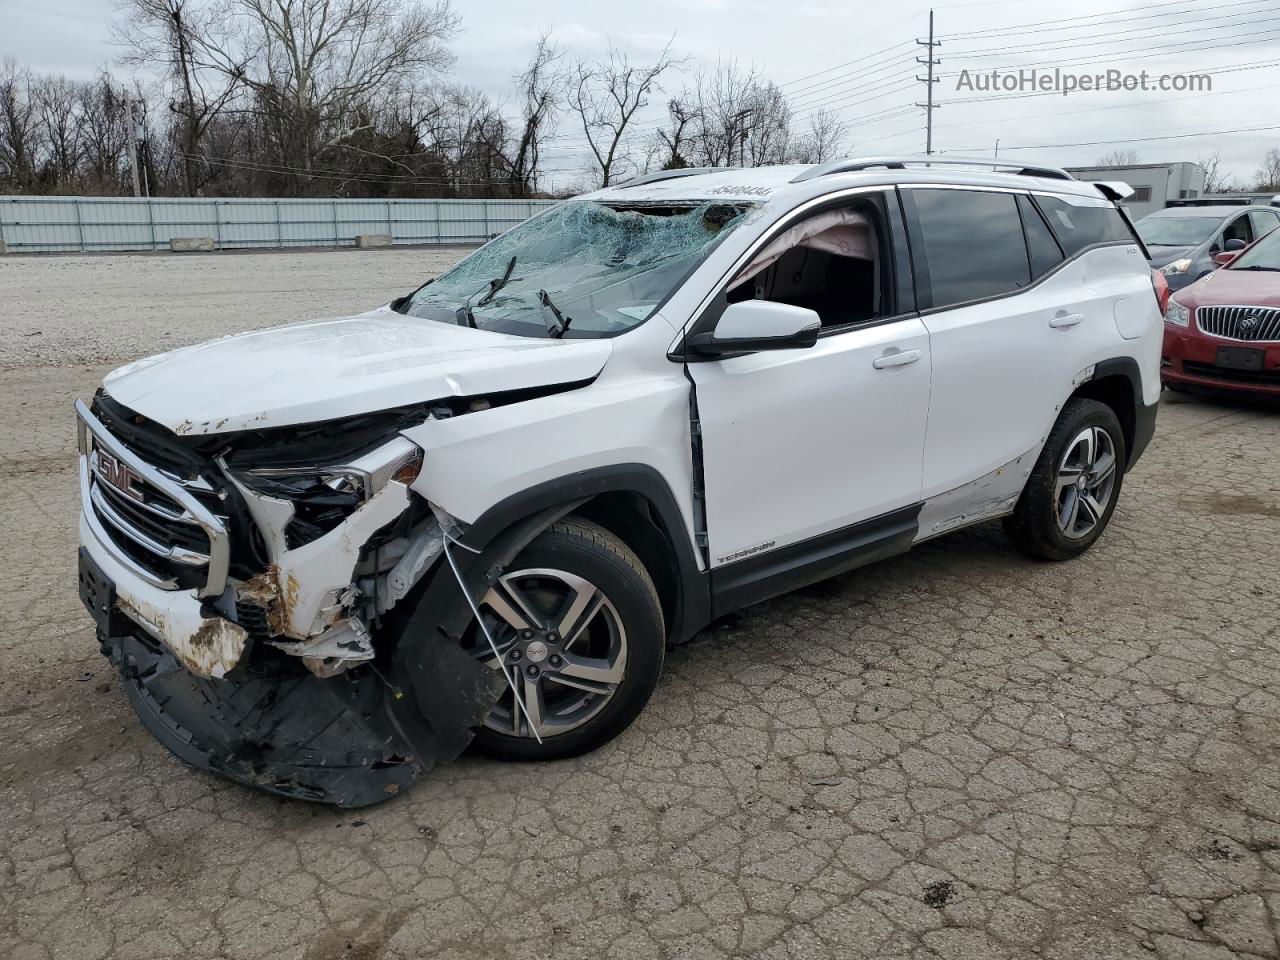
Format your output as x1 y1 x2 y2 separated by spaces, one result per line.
790 155 1073 184
615 167 732 189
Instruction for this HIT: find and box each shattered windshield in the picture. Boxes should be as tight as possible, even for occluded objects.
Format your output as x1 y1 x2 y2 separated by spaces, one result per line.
403 200 752 338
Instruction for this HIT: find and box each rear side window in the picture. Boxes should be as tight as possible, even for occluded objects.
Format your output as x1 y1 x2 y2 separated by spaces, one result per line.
1017 194 1066 279
1249 210 1280 238
912 189 1031 308
1034 195 1134 256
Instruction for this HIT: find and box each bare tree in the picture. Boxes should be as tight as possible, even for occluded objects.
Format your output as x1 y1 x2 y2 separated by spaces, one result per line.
507 32 565 197
1197 150 1234 194
1096 148 1140 167
36 76 83 187
1254 147 1280 192
568 39 681 187
657 97 696 170
666 61 795 169
790 107 849 164
77 73 130 192
115 0 243 194
0 58 41 192
182 0 459 192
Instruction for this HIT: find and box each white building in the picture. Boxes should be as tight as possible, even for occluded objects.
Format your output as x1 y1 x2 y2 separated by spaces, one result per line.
1064 162 1206 220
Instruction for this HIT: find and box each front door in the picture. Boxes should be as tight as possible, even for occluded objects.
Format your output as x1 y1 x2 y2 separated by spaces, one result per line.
690 318 932 568
685 191 931 574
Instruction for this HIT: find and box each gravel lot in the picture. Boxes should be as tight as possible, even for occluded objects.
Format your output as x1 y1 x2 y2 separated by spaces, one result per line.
2 248 1279 960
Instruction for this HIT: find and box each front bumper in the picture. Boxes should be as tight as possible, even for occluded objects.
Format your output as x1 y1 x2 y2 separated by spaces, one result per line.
79 537 423 806
76 397 506 807
1161 324 1280 395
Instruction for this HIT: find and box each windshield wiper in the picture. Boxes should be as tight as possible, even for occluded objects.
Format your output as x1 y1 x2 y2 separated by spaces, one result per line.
456 256 520 328
537 289 572 339
478 256 519 306
1236 265 1280 271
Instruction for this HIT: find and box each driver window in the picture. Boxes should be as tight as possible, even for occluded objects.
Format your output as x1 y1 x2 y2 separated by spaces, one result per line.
1222 215 1254 249
725 199 886 330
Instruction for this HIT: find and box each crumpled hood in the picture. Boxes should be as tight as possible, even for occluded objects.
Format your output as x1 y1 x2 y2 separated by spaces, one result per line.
1146 245 1195 268
103 305 612 435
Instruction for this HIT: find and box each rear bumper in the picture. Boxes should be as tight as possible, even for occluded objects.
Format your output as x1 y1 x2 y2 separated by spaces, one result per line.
1162 324 1280 395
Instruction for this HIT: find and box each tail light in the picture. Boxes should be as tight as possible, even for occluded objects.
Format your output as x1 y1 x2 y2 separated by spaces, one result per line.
1151 269 1171 314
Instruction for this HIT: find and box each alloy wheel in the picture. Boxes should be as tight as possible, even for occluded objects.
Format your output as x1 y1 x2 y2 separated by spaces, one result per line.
1055 425 1118 540
470 568 627 739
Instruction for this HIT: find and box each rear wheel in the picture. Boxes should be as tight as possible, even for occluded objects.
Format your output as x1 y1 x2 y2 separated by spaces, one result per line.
1003 398 1126 561
464 519 664 761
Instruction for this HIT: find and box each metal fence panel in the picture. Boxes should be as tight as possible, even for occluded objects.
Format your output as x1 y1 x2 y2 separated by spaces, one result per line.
0 196 558 253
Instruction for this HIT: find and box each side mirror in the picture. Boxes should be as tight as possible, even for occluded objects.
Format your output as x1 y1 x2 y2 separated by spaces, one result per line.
1225 238 1247 251
1213 251 1239 267
687 301 821 357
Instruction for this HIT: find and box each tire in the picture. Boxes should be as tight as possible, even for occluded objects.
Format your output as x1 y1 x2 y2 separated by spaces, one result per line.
1003 398 1127 561
467 518 665 761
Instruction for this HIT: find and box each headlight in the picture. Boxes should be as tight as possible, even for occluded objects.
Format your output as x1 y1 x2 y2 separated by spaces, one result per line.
237 437 423 548
1159 258 1193 276
1164 298 1191 327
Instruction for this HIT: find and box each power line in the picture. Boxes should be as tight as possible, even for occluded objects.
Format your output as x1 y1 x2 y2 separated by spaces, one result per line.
943 121 1280 154
939 25 1280 76
942 0 1273 40
944 12 1280 61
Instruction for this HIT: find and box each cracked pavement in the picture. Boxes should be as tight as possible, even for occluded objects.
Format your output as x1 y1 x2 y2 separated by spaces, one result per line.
2 249 1279 959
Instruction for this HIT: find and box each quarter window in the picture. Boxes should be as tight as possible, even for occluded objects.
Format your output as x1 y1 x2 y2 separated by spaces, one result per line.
1034 195 1134 256
912 189 1030 308
1017 194 1066 279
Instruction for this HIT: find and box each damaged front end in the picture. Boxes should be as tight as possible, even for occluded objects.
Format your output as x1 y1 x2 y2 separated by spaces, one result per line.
77 392 507 806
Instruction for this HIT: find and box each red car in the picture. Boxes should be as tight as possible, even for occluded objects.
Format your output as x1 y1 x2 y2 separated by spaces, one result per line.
1162 224 1280 396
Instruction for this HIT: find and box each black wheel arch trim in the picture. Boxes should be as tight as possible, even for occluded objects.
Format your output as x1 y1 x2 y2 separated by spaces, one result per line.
1087 356 1157 470
457 463 712 645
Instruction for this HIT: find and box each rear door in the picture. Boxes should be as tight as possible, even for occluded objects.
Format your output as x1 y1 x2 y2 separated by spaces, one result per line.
903 186 1135 504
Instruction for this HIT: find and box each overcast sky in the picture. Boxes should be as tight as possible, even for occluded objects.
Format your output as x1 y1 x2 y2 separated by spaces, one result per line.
6 0 1279 189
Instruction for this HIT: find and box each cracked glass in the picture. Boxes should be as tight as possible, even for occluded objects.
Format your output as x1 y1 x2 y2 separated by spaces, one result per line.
404 200 753 338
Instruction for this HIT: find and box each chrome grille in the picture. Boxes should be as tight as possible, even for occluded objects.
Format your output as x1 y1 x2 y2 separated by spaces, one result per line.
1195 304 1280 343
76 400 230 596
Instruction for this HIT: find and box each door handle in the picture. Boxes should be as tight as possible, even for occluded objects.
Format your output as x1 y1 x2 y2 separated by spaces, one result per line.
872 348 923 369
1049 312 1084 329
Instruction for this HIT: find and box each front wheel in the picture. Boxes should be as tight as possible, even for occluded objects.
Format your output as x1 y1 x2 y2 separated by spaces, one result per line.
464 519 665 761
1003 398 1127 561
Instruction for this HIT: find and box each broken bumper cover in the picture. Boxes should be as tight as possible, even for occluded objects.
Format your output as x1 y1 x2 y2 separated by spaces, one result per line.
80 508 506 807
79 536 420 805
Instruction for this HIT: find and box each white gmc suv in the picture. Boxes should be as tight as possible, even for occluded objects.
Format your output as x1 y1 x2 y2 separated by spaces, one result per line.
77 156 1161 806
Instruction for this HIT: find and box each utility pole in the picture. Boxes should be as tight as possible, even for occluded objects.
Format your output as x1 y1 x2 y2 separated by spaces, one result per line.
915 9 941 155
125 94 142 198
134 100 151 198
730 108 753 168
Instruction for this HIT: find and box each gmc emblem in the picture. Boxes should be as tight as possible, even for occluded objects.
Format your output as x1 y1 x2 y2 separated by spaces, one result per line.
97 451 144 502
